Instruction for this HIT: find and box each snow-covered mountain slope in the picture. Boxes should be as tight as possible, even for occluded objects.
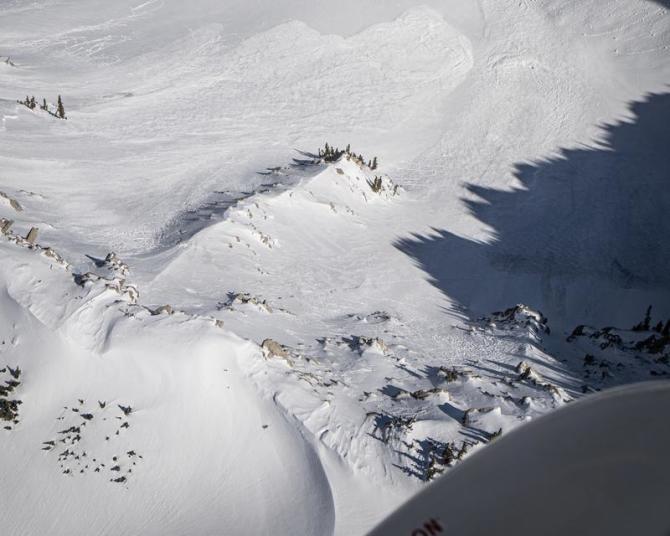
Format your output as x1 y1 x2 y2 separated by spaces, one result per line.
0 3 473 254
0 236 338 535
1 1 669 534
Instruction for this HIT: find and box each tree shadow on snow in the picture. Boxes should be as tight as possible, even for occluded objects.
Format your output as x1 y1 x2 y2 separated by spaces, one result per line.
395 92 670 329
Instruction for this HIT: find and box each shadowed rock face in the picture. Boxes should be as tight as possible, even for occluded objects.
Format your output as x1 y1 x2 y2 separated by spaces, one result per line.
396 93 670 327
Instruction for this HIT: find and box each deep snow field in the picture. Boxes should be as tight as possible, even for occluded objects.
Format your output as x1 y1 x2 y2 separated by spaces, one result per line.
1 1 669 534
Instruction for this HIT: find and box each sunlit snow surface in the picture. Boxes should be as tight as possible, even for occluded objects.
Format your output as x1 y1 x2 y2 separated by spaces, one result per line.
0 1 669 534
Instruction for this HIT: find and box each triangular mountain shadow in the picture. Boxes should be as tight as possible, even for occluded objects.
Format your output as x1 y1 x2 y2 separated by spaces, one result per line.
396 92 670 329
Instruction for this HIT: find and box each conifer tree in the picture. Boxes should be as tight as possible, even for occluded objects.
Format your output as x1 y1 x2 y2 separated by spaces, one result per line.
57 95 66 119
443 443 455 465
456 443 468 460
371 156 378 170
41 98 47 111
643 305 652 331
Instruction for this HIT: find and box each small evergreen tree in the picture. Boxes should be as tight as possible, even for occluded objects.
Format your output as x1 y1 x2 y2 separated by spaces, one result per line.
41 98 47 111
662 320 670 337
30 96 36 109
57 95 66 119
443 442 455 465
371 156 378 170
345 144 350 154
456 442 469 460
643 305 652 331
633 305 653 331
654 321 664 333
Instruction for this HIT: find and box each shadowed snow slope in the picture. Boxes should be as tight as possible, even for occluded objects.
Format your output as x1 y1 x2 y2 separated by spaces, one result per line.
1 0 669 535
396 92 670 328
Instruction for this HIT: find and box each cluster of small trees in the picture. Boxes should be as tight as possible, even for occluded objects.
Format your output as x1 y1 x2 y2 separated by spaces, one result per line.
424 439 472 481
367 175 399 196
20 96 37 110
368 176 383 193
17 94 66 119
317 142 378 169
629 305 669 359
632 305 670 336
318 142 345 162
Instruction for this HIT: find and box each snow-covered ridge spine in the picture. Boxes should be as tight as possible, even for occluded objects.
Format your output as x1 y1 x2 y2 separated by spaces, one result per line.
0 220 230 351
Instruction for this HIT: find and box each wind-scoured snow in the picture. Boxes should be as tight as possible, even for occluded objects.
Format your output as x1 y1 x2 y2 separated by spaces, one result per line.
1 1 669 534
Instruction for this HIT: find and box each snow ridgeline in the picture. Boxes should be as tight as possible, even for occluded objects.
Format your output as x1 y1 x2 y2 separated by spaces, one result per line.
171 151 400 254
1 216 174 325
